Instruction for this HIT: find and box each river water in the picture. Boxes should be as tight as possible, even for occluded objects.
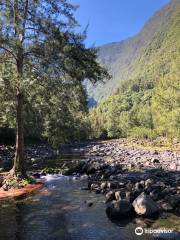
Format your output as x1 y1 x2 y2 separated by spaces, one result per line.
0 152 179 240
0 174 157 240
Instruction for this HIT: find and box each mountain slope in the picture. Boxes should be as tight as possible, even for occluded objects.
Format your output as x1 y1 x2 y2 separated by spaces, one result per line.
87 0 180 140
86 0 180 104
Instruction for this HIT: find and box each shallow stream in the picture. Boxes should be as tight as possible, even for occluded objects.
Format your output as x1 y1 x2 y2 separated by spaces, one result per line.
0 154 179 240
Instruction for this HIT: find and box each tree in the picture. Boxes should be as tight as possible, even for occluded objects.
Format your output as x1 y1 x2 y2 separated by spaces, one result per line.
0 0 109 177
152 66 180 138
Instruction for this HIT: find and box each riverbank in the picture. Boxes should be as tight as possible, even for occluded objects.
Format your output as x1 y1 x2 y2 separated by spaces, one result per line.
0 138 179 173
60 139 180 230
0 182 43 199
0 144 59 172
0 139 180 229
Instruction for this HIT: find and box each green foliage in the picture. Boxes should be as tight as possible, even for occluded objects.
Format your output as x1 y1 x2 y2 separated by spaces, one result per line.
0 1 109 147
87 1 180 141
129 127 157 140
86 0 180 104
88 108 107 139
152 65 180 138
41 167 58 175
3 176 34 189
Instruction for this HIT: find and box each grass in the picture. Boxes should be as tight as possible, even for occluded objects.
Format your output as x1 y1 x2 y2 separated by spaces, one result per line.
152 214 180 231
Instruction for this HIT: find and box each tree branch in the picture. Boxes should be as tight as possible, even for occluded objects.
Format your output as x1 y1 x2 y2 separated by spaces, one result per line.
22 0 29 42
0 45 17 60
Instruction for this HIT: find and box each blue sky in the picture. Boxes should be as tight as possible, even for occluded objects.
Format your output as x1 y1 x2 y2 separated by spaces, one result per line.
73 0 170 47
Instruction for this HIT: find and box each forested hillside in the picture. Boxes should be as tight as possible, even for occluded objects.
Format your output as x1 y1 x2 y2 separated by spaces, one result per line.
88 0 180 140
86 0 180 104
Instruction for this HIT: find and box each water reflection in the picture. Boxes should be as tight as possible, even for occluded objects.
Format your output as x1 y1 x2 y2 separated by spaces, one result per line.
0 175 158 240
1 152 180 240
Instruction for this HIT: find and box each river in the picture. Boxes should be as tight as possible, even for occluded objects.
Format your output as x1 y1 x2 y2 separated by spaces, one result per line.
0 152 179 240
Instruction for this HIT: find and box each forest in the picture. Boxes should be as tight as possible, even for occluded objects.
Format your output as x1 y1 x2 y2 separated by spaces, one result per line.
0 1 180 239
88 0 180 141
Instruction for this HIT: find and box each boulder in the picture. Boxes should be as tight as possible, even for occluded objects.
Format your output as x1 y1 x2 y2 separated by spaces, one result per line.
161 202 173 212
166 195 180 208
135 182 144 191
86 165 96 174
86 201 93 207
105 191 115 203
115 191 126 201
106 200 132 219
107 181 118 189
132 192 159 217
145 178 154 188
152 158 160 164
100 182 107 190
125 191 136 202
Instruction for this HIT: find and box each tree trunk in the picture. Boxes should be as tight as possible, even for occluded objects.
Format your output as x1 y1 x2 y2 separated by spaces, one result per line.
10 88 26 177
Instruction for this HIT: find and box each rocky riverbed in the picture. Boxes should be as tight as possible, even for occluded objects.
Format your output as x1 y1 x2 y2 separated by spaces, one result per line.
0 139 180 230
0 144 59 172
61 139 180 227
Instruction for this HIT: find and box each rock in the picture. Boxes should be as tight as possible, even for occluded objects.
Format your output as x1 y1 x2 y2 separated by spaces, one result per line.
100 182 107 190
31 158 36 163
80 174 88 180
126 182 133 191
94 188 101 194
169 163 177 170
132 192 159 217
107 181 118 189
128 163 135 170
156 181 166 188
152 158 160 164
32 172 41 178
140 180 145 187
106 200 132 219
161 188 171 197
145 179 154 188
135 182 144 191
153 150 159 155
90 183 99 190
166 195 180 208
161 202 173 212
126 191 136 202
119 182 125 188
86 166 96 174
105 191 115 203
72 176 79 181
115 191 126 201
86 201 93 207
2 183 9 191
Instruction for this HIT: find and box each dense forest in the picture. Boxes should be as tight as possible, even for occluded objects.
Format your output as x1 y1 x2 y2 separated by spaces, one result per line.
88 0 180 140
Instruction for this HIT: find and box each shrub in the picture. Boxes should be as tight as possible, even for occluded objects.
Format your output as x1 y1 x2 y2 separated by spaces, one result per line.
129 127 157 140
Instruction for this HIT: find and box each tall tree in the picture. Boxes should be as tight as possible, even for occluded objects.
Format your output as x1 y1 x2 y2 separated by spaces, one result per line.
0 0 109 177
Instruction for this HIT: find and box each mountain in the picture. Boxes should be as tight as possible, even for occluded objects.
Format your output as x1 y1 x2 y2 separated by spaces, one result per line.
86 0 180 104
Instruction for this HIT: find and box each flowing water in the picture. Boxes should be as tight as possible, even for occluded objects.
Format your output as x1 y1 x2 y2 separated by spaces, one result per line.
0 155 179 240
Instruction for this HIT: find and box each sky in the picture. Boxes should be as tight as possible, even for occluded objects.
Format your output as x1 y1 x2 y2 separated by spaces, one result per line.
73 0 170 47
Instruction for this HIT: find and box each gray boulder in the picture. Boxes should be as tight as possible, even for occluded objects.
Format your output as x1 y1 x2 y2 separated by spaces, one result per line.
133 192 159 217
105 191 115 203
106 200 132 219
